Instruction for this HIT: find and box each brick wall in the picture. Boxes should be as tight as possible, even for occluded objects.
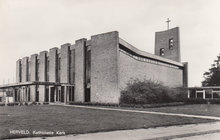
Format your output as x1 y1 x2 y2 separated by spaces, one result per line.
49 48 58 82
38 51 47 102
16 59 21 83
60 44 70 83
74 39 86 102
155 27 180 62
21 57 29 82
119 51 183 90
38 51 47 82
90 31 120 103
30 54 37 81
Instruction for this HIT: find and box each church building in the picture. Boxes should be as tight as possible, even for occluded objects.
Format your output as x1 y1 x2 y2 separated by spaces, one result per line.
0 27 188 104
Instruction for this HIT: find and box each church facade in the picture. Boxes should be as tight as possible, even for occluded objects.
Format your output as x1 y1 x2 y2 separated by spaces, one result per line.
0 27 188 104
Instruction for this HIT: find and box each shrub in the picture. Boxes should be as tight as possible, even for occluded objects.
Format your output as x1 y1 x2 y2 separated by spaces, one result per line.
185 98 220 104
43 102 49 105
119 102 185 108
168 87 188 102
120 79 186 104
27 102 37 105
36 102 41 105
6 102 19 106
68 101 118 107
23 102 28 106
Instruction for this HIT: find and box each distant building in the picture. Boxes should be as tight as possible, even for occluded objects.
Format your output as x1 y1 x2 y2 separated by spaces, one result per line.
0 27 188 104
0 90 4 102
0 89 13 103
188 87 220 100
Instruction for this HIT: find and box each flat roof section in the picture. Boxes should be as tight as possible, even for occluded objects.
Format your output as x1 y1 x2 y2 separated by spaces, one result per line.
188 86 220 90
0 81 59 89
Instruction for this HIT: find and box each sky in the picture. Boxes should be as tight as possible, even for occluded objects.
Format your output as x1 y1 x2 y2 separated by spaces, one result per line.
0 0 219 87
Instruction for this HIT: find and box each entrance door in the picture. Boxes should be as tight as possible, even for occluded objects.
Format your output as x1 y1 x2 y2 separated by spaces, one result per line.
61 86 64 102
45 87 49 102
68 86 74 102
85 88 90 102
14 90 18 102
36 91 39 102
69 86 74 102
50 87 55 102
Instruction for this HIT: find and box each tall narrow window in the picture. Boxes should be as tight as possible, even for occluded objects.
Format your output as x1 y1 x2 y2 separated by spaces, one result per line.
19 62 22 82
55 50 58 82
169 38 174 49
86 50 91 84
46 57 49 81
58 57 61 70
27 61 30 81
46 58 49 72
36 59 39 81
72 49 75 84
26 60 29 81
68 48 71 83
160 48 165 56
57 56 61 82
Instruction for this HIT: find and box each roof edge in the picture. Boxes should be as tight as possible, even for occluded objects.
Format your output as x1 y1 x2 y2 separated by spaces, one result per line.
119 37 184 67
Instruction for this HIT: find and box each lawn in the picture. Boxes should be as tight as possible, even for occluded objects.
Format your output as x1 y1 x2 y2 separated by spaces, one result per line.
0 104 215 139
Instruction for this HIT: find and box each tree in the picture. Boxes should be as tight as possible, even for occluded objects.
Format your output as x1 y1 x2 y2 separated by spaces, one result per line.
202 54 220 86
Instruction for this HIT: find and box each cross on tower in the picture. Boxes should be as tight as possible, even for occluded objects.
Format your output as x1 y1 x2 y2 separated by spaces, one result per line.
166 18 171 30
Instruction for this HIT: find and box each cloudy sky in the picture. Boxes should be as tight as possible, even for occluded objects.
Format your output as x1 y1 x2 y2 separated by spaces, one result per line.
0 0 219 86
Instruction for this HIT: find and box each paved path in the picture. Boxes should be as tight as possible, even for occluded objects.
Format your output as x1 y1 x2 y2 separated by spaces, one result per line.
171 132 220 140
62 104 220 121
16 122 220 140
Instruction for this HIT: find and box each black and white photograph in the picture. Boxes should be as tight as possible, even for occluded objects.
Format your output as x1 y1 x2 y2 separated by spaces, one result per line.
0 0 220 139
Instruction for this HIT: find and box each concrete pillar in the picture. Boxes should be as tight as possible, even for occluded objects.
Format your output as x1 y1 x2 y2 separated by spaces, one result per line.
30 54 38 81
211 90 213 99
60 44 70 83
24 88 27 101
183 62 188 87
75 39 87 102
187 90 190 98
38 51 47 102
21 57 29 82
195 90 197 99
49 48 58 82
90 31 120 103
39 51 47 82
203 90 206 99
20 88 22 102
38 85 45 102
21 87 24 101
30 85 36 102
16 59 21 83
12 89 15 102
48 86 51 102
19 89 21 102
64 86 66 104
70 46 75 84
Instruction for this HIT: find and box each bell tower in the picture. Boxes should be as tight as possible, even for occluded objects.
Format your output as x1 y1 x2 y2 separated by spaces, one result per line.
155 27 181 62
